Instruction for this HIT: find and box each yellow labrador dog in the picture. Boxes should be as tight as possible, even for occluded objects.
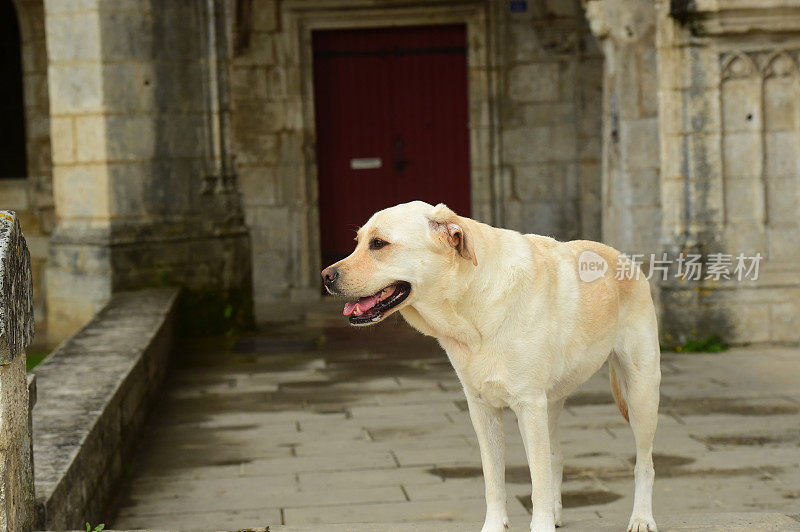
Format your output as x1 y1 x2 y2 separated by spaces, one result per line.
321 201 661 532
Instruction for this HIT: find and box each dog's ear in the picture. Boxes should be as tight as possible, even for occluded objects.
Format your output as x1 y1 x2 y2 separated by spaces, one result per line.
427 204 477 266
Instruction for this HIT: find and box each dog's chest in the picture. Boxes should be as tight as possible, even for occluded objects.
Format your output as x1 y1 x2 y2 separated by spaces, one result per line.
443 341 514 408
472 379 513 408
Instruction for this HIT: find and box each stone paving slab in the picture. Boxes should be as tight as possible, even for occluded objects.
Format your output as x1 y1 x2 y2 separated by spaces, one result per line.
113 317 800 530
266 512 800 530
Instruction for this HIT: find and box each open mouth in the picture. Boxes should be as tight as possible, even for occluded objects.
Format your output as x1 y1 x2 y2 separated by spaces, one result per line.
342 281 412 325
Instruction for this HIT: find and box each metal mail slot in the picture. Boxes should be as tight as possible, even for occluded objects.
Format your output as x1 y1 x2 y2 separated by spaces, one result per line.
350 157 382 170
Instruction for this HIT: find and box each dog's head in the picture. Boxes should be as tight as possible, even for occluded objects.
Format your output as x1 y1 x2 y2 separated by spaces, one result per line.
321 201 478 326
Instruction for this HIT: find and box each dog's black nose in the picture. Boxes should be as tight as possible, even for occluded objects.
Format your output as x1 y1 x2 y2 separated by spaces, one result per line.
321 267 339 288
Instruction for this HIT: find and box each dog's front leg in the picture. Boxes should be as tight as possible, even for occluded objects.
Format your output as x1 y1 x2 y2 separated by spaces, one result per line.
465 390 508 532
515 393 556 532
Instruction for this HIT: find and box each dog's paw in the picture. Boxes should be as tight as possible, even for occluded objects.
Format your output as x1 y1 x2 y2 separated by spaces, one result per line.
530 512 556 531
627 516 657 532
554 502 562 527
481 514 509 532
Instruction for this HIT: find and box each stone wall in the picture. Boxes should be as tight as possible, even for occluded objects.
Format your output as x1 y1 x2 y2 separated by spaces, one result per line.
499 0 603 241
43 0 252 341
231 0 603 319
656 0 800 344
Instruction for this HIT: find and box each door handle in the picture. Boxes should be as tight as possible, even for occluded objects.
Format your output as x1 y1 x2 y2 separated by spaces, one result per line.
394 135 409 175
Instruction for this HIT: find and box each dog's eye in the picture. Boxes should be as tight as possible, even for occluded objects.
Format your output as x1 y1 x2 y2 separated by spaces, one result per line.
369 238 389 250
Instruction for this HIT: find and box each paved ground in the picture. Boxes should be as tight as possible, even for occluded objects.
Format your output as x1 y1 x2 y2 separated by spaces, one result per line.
113 303 800 531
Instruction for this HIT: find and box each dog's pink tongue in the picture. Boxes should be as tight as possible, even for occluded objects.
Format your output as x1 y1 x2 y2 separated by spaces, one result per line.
343 293 381 316
343 286 396 316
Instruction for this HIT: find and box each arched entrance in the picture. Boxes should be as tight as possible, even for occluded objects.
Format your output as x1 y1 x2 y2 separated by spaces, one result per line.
0 1 28 178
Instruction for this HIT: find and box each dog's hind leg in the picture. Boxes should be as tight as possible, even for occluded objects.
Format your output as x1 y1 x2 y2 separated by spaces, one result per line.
611 319 661 532
548 398 565 527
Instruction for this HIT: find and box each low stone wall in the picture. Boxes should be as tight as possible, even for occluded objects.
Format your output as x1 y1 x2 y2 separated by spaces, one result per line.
31 288 179 530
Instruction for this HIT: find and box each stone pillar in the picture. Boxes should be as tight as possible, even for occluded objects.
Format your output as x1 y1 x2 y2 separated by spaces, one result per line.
43 2 112 341
0 211 36 532
655 0 800 344
585 0 661 257
44 0 252 342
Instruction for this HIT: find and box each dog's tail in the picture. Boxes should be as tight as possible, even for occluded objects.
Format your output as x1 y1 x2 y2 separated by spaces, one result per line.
609 366 629 423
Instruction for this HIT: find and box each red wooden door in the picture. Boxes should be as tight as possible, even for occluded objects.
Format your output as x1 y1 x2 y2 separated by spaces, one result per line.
313 24 471 265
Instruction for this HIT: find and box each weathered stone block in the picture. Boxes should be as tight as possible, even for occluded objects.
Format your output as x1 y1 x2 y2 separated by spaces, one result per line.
46 64 103 114
621 118 659 169
508 63 560 102
104 114 156 162
42 0 98 15
235 31 276 67
233 66 268 101
74 114 106 163
237 166 281 206
44 11 101 62
503 125 577 163
722 223 765 256
513 163 573 202
547 0 578 17
769 301 800 343
507 22 540 62
763 77 797 132
767 225 800 263
98 10 154 61
764 131 797 177
722 132 760 177
630 168 660 207
234 102 286 136
721 79 762 133
723 177 764 223
0 212 34 363
248 208 293 252
100 63 147 112
106 163 146 217
252 0 278 32
52 165 110 221
265 66 288 100
767 176 799 223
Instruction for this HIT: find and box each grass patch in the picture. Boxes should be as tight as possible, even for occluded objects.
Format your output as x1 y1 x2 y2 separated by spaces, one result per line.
668 333 727 353
26 349 49 371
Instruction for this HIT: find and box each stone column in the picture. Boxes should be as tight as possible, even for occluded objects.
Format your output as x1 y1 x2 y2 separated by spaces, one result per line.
44 0 252 342
0 211 36 532
585 0 661 257
655 0 800 344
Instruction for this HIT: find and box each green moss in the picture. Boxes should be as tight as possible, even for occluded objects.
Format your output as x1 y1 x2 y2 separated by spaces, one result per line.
26 350 49 371
664 333 727 353
176 287 254 337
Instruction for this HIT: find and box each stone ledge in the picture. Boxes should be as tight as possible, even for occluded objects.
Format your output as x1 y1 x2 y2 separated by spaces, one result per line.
31 288 179 530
